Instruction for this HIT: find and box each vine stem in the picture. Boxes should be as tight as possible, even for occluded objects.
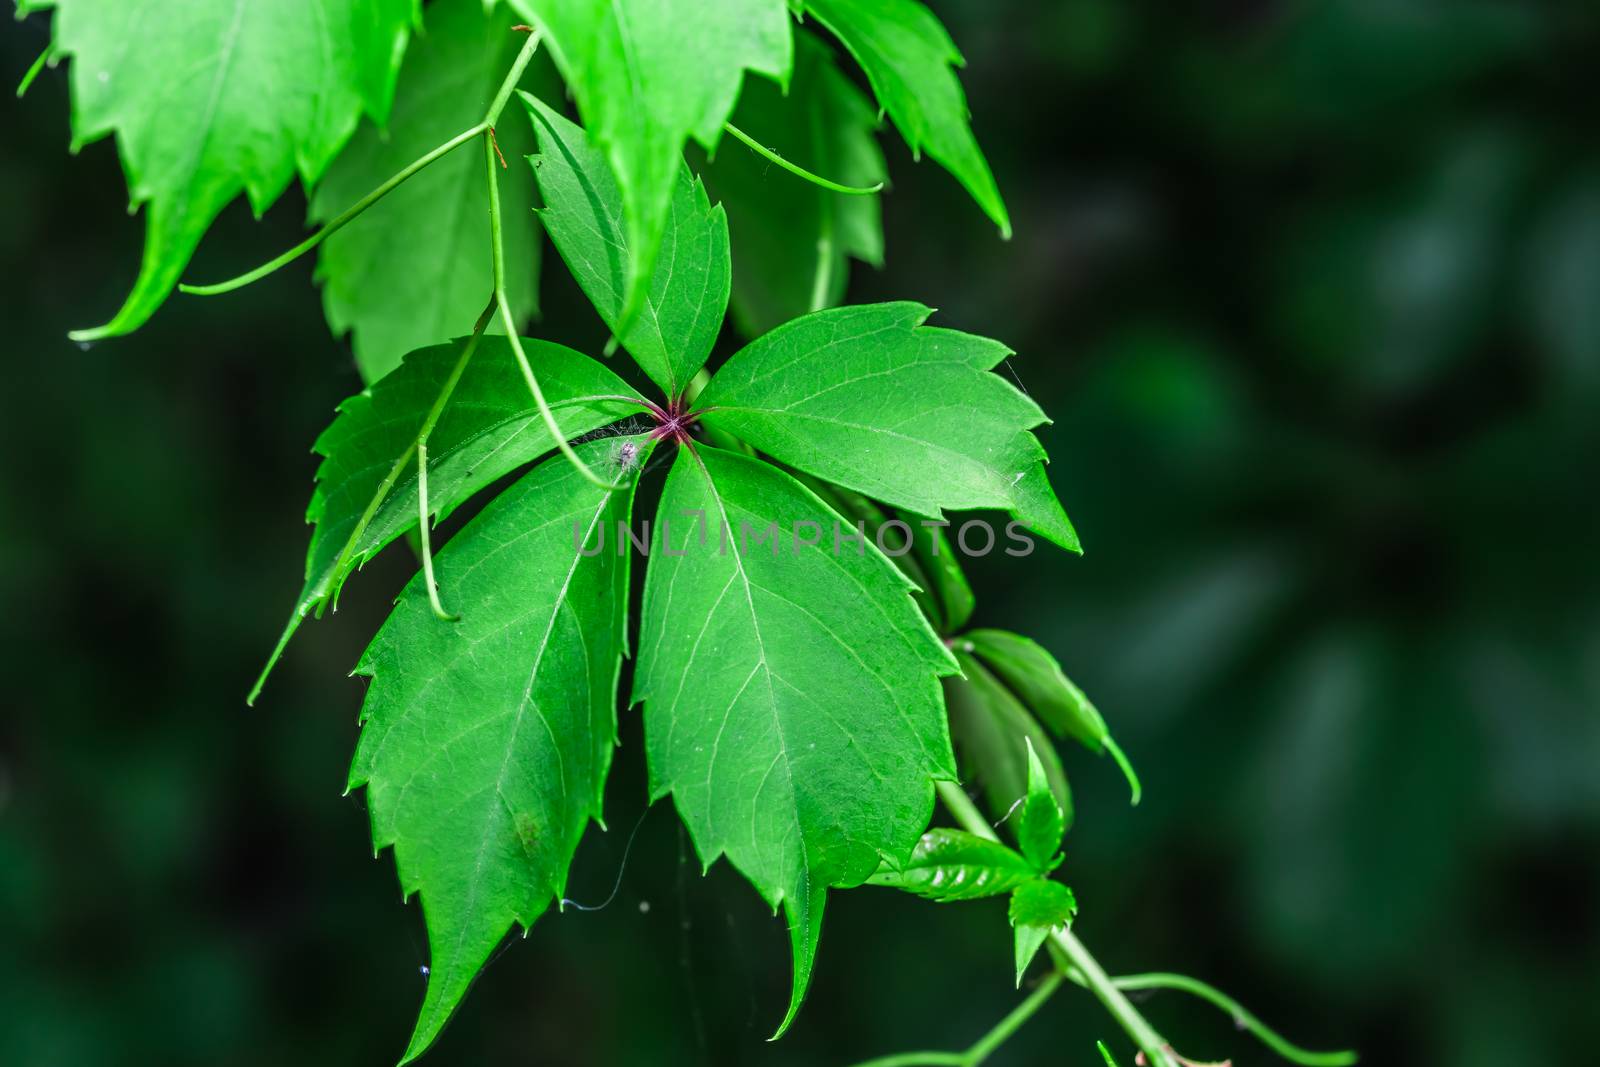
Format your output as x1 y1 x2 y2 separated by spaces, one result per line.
482 116 617 492
723 121 885 196
845 958 1065 1067
183 25 543 297
1064 971 1358 1067
934 781 1180 1067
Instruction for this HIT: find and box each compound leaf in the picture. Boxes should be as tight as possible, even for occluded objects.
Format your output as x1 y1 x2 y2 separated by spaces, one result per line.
350 436 649 1063
524 95 729 398
38 0 417 339
698 302 1078 551
705 30 885 336
255 336 646 698
799 0 1009 237
314 0 550 382
1016 738 1066 872
635 443 957 1035
511 0 789 328
867 827 1036 901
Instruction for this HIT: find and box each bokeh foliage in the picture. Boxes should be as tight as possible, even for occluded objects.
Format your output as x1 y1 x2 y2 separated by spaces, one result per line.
3 1 1597 1064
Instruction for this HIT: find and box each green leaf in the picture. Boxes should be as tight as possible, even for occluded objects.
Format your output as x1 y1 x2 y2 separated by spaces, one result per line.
907 517 975 633
524 95 730 398
799 0 1009 237
791 473 942 627
510 0 789 328
255 336 646 699
635 443 957 1035
963 628 1142 804
1013 922 1049 988
1016 739 1066 872
699 302 1078 551
314 0 549 382
705 31 885 336
1008 878 1077 929
40 0 417 339
350 435 649 1064
867 827 1036 901
946 650 1073 832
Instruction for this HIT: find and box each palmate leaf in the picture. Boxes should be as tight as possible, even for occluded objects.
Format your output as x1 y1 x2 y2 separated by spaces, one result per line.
867 827 1036 901
313 0 550 382
30 0 417 340
798 0 1010 237
254 336 646 698
698 301 1078 551
350 435 650 1064
635 443 957 1035
705 30 886 336
510 0 790 328
524 96 730 398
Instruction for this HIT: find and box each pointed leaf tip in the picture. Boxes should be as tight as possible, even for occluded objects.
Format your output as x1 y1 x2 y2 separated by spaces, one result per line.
771 886 827 1040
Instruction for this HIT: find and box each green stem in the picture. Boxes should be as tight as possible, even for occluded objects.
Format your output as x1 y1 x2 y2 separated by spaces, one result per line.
963 970 1064 1063
483 129 616 491
183 28 542 297
180 124 484 295
1088 972 1358 1067
934 781 1179 1067
846 1054 965 1067
1098 1040 1123 1066
1051 928 1177 1067
484 29 541 129
723 121 885 196
846 962 1064 1067
17 44 51 98
416 441 458 622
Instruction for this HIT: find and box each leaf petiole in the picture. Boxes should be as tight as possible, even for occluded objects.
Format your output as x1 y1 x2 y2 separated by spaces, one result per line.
483 130 620 492
723 121 885 196
416 441 459 622
182 28 544 298
179 124 485 296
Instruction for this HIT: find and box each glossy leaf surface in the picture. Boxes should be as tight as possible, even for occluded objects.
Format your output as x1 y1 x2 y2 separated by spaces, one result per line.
699 302 1077 550
867 827 1037 901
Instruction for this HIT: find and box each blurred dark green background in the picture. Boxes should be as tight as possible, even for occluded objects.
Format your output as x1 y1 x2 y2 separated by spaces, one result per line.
4 2 1598 1064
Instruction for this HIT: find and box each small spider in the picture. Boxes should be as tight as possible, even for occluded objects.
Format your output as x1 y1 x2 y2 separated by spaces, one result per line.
613 438 642 470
